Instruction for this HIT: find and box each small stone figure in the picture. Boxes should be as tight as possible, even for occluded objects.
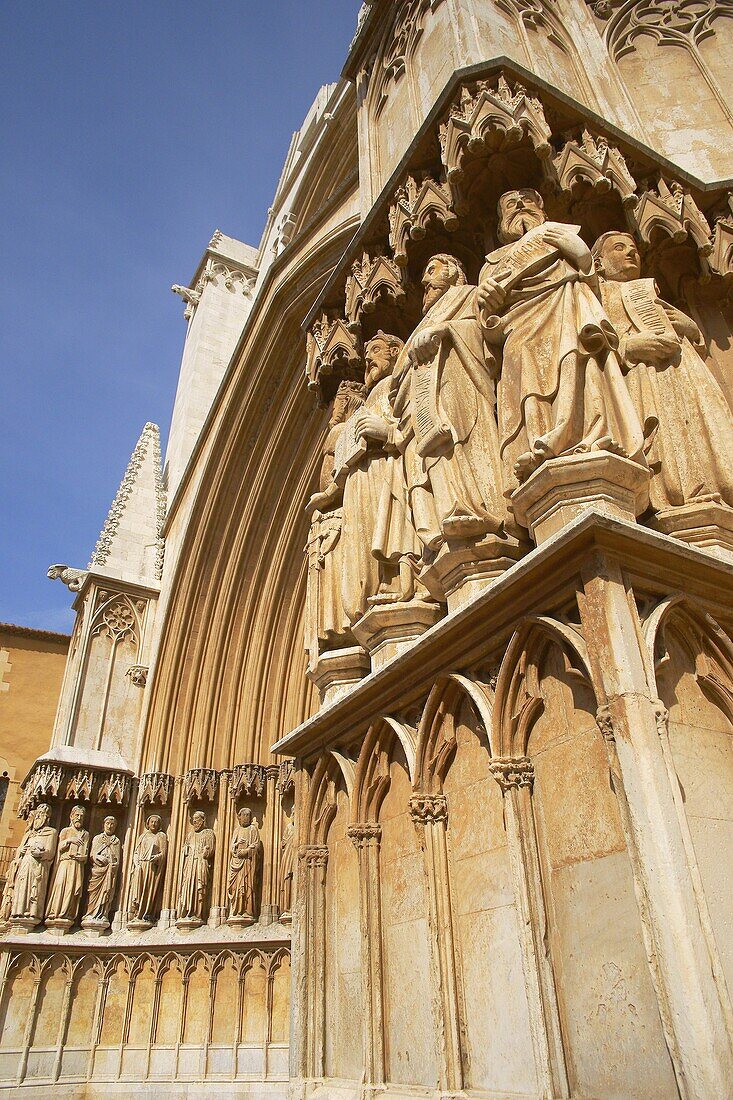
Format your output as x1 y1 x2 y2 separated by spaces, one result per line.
177 810 216 927
279 816 294 924
227 807 261 926
128 813 167 929
82 816 121 931
9 803 57 931
45 805 90 930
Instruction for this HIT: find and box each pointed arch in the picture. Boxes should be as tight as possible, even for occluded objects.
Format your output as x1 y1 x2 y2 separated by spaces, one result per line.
352 716 417 823
414 672 495 793
492 615 592 759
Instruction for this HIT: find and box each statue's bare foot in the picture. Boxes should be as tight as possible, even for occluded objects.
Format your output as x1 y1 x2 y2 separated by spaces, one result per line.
514 451 539 482
441 512 490 539
367 591 404 606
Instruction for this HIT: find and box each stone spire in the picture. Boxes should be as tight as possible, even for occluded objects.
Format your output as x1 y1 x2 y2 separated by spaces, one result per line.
88 422 166 587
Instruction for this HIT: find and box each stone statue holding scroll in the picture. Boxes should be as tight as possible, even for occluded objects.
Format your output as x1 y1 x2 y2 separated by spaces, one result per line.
477 189 647 487
390 254 506 551
9 803 57 928
45 804 89 927
594 230 733 514
128 813 167 926
177 810 215 924
82 816 121 927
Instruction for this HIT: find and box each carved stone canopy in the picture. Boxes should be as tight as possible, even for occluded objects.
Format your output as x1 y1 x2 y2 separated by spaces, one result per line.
230 763 267 800
138 771 174 807
182 768 219 804
19 761 133 818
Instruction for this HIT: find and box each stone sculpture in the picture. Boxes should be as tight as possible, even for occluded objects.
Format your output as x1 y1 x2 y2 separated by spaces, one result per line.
128 813 167 929
279 815 294 924
594 230 733 515
177 810 216 927
227 807 261 926
82 816 122 930
390 254 506 549
477 188 647 486
335 331 424 623
45 805 90 930
9 803 57 931
305 380 366 664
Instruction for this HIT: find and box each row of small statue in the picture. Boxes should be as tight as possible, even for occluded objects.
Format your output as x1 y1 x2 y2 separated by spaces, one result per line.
1 802 295 933
306 188 733 660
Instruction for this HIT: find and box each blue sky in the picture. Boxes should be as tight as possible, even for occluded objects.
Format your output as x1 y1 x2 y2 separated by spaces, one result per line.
0 1 360 633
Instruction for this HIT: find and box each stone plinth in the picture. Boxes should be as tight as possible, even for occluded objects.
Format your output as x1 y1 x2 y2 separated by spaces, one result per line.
176 916 203 932
653 500 733 563
351 599 443 670
127 917 154 933
308 645 371 707
80 916 109 938
227 913 255 929
511 452 650 545
44 918 74 936
8 918 38 937
429 532 526 613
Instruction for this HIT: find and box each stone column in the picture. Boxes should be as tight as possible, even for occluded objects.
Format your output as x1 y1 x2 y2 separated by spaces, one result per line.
348 822 385 1085
209 769 232 927
579 551 733 1098
299 845 328 1080
409 793 463 1093
489 757 569 1098
260 765 281 925
159 776 184 929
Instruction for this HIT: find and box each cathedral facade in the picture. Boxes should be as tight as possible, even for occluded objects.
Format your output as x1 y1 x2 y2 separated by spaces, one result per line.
2 0 733 1096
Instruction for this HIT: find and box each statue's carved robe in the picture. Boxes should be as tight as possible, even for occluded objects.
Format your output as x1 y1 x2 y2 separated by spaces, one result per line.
391 285 505 551
129 828 167 922
84 833 121 922
481 226 646 483
339 375 422 623
599 276 733 512
227 822 261 919
279 821 294 915
46 825 89 922
10 824 57 922
178 827 215 921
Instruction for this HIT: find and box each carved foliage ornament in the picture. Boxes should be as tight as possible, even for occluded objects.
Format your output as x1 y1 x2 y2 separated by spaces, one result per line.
18 764 64 818
388 175 459 266
276 760 295 795
552 129 638 206
439 74 552 184
489 757 535 793
347 822 382 848
631 178 713 259
409 793 448 825
710 194 733 279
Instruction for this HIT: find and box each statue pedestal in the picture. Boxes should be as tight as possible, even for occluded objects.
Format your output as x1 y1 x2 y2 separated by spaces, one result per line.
176 916 203 932
652 500 733 563
81 916 110 938
127 917 154 933
429 532 526 613
308 646 370 707
8 918 38 936
44 918 74 935
352 599 443 671
511 452 650 546
280 910 292 926
227 913 255 928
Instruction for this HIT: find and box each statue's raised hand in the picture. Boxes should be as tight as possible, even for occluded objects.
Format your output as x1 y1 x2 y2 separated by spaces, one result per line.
354 410 388 444
408 325 447 365
543 225 592 272
476 278 506 317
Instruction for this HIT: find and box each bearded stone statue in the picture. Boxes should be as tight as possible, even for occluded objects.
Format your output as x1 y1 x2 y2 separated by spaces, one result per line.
477 189 647 487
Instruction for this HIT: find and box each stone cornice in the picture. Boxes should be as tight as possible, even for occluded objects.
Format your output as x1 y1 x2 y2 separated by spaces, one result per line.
272 511 733 760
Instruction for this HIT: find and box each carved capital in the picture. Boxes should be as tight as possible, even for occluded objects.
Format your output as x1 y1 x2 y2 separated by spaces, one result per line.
388 174 459 266
138 771 174 807
653 700 669 736
229 763 267 799
409 793 448 825
489 757 534 793
182 768 219 803
347 822 382 848
299 844 329 868
596 706 616 744
276 760 295 795
439 74 551 186
710 195 733 279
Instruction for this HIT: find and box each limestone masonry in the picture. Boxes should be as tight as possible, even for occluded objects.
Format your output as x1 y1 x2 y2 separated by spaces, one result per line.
2 0 733 1096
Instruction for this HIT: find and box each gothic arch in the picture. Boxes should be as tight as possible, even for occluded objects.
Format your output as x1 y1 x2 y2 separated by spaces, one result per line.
352 716 417 822
415 673 495 794
643 594 733 717
492 616 592 759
